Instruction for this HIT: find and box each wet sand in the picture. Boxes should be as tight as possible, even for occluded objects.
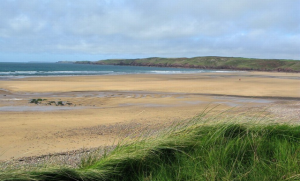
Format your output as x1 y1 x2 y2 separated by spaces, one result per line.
0 71 299 161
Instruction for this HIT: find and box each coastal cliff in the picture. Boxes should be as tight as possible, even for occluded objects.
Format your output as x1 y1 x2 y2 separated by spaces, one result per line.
75 56 300 72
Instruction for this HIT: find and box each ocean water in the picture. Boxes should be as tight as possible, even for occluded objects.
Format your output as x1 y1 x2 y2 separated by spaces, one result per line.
0 62 222 77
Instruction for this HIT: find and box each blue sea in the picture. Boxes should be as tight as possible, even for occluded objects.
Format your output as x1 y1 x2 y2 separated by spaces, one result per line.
0 62 223 77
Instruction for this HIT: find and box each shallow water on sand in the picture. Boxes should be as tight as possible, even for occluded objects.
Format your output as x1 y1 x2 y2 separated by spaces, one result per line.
0 106 84 112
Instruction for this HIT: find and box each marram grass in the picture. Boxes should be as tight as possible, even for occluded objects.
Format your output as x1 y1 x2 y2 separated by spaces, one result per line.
1 113 300 181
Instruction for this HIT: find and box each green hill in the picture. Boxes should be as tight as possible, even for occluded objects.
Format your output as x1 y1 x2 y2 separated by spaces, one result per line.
76 56 300 72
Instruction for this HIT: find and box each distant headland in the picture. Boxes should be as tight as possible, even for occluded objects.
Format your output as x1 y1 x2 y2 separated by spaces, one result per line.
60 56 300 72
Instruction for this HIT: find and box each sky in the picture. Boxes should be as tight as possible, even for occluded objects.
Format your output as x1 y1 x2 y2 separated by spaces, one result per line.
0 0 299 62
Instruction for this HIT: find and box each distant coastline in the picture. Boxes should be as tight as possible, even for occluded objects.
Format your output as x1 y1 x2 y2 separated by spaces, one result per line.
71 56 300 73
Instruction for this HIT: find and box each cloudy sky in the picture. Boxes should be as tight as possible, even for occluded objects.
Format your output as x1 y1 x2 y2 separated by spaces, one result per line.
0 0 299 62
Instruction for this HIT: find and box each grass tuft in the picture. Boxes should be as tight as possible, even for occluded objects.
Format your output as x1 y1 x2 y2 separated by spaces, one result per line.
1 113 300 180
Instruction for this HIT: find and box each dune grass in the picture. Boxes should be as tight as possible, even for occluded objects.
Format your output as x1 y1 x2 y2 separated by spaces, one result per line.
1 112 300 180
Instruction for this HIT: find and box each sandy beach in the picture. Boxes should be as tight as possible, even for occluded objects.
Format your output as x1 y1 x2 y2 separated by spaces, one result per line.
0 71 299 161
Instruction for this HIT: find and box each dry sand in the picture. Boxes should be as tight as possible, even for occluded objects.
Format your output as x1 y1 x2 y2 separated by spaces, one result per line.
0 71 299 161
1 71 299 97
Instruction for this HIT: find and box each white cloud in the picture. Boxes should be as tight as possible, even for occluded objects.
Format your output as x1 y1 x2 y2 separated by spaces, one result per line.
0 0 299 61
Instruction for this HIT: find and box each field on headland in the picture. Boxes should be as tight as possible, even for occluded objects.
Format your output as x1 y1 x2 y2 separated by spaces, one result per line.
0 71 299 180
76 56 300 72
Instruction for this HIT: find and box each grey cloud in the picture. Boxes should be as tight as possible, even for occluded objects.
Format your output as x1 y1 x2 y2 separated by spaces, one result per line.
0 0 299 60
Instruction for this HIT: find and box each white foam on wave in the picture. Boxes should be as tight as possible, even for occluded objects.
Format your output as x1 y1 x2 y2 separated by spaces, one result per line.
45 71 114 74
0 71 115 75
0 69 236 76
214 70 234 73
0 71 37 75
149 70 205 74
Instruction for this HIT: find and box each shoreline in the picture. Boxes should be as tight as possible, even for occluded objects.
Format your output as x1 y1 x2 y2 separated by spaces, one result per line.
0 69 238 81
0 67 298 82
88 63 300 73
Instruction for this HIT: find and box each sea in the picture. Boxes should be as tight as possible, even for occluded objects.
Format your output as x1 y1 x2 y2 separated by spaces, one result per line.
0 62 225 78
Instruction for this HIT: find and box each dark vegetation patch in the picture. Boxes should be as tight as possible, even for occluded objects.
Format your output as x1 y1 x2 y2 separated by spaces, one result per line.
29 99 73 106
29 98 47 104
